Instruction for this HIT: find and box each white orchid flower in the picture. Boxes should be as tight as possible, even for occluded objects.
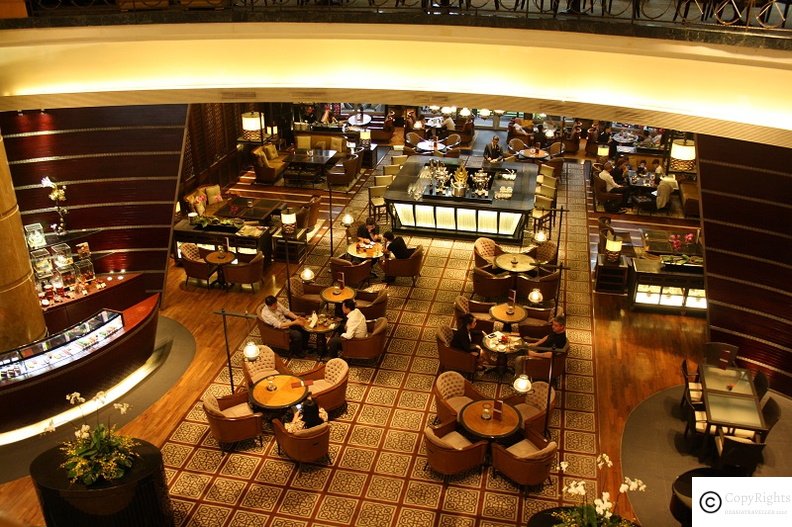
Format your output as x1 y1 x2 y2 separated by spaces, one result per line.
113 402 130 415
66 392 85 405
43 419 56 434
94 391 107 403
75 424 90 440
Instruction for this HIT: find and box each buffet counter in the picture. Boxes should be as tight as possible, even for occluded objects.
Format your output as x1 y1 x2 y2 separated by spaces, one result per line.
384 156 538 242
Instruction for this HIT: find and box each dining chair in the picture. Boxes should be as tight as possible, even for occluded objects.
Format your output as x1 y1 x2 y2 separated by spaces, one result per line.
374 174 394 188
682 390 715 452
704 342 739 368
382 164 401 176
391 154 408 166
680 359 703 408
368 185 388 222
753 371 770 408
728 397 781 442
714 427 766 476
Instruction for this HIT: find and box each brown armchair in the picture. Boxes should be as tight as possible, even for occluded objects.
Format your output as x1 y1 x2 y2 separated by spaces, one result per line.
256 317 292 354
329 257 373 289
382 245 424 286
272 418 331 466
289 276 324 315
432 370 486 423
327 154 359 190
241 345 294 386
405 131 423 147
356 289 388 320
223 251 264 292
504 381 556 433
340 317 388 361
424 418 488 479
491 428 558 490
180 242 218 288
252 144 289 184
515 271 560 308
301 358 348 413
436 327 478 379
346 221 364 244
444 133 462 149
513 342 569 388
202 389 263 450
473 237 505 267
453 295 496 333
593 176 623 211
472 267 513 301
292 196 321 232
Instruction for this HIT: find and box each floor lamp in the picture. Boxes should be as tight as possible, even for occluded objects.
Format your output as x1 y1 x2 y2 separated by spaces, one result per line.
543 354 555 440
281 208 297 308
327 176 334 256
212 308 258 394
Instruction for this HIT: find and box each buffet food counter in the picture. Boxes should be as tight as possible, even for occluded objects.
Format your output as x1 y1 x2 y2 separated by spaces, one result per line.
631 258 706 315
384 156 538 242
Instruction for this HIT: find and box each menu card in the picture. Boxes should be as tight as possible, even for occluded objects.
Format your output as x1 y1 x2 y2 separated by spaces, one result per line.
339 272 345 290
508 289 516 306
493 400 503 421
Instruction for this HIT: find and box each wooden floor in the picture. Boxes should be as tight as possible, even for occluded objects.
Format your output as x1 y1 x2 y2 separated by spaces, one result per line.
0 140 708 526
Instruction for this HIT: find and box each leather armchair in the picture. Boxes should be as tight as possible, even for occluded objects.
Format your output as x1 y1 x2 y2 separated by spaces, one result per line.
202 389 263 450
241 345 294 386
356 289 388 320
445 133 462 149
515 271 560 307
432 370 485 423
293 196 321 232
289 276 324 315
453 295 496 333
301 358 349 412
340 317 388 361
272 418 331 465
436 327 478 379
504 381 556 433
346 221 364 244
252 145 289 184
382 245 424 286
516 305 554 339
329 257 373 289
472 267 513 301
424 418 487 478
508 138 528 154
593 176 623 211
513 342 569 388
405 131 423 147
256 318 292 354
491 428 558 489
327 154 359 190
473 237 505 267
223 252 265 291
180 242 217 288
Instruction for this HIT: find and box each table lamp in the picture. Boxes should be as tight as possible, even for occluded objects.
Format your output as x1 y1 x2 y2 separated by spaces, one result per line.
528 288 543 306
300 268 315 283
513 374 533 394
243 341 260 362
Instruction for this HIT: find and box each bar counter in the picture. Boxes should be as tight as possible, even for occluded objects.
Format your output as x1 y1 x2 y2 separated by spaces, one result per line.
384 156 538 242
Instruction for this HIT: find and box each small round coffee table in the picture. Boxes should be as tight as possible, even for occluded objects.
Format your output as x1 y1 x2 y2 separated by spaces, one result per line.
250 374 309 412
320 286 356 304
303 316 340 357
494 253 536 273
458 400 520 440
347 242 383 260
490 303 528 331
205 250 236 289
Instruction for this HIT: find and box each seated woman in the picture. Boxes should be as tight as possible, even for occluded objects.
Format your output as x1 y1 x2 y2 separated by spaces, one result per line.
452 313 490 370
284 396 328 433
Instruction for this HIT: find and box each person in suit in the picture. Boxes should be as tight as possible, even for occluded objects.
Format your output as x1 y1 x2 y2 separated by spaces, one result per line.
451 313 487 370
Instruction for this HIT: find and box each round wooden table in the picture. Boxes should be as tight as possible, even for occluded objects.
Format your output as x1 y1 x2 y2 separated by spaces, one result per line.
320 286 356 304
347 114 372 126
494 253 536 273
347 242 383 260
205 250 236 289
520 148 549 160
416 140 446 152
458 400 520 440
302 315 340 357
489 303 528 328
482 333 525 377
250 374 308 411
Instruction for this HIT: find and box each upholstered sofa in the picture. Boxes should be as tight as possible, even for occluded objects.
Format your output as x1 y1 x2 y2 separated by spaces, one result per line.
679 181 700 217
183 184 226 217
252 143 289 184
294 133 349 154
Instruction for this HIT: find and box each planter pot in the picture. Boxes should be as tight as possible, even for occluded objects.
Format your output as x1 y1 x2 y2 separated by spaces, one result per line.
30 440 174 527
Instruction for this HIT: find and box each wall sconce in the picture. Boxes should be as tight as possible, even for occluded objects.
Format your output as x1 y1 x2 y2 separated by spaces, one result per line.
243 341 260 362
478 108 491 118
670 138 696 172
605 237 623 264
459 107 472 117
513 374 533 394
359 130 371 148
241 111 264 142
300 267 315 283
41 176 68 235
528 288 544 305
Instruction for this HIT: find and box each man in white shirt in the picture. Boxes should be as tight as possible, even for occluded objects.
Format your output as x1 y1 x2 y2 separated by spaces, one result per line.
258 295 309 357
328 299 367 357
442 115 456 133
598 162 629 210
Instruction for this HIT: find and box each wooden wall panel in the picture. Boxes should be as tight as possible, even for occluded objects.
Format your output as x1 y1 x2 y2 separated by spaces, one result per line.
0 106 187 132
6 155 182 186
15 180 178 210
3 129 184 160
698 134 792 397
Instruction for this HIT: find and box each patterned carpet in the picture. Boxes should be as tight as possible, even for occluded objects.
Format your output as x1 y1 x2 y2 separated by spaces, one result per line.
161 156 600 526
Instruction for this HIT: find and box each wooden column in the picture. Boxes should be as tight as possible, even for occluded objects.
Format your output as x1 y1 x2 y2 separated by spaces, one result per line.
0 132 46 351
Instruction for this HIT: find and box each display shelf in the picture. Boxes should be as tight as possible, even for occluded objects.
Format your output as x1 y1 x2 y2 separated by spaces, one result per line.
0 310 125 385
632 258 706 315
594 254 629 295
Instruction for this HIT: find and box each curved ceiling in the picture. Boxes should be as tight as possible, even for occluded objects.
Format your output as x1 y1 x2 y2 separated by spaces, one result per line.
0 22 791 147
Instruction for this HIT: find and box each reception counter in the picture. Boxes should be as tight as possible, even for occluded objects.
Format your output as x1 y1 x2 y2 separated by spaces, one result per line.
384 156 538 242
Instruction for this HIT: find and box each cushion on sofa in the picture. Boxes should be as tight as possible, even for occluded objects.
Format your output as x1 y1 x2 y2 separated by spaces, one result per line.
330 136 345 153
296 136 312 150
264 144 278 160
205 184 223 204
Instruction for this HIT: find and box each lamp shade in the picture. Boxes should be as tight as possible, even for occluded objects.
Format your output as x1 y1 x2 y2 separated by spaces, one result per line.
478 108 491 118
341 213 354 226
605 238 623 253
428 105 441 112
670 139 696 161
494 110 505 115
534 230 548 243
459 107 472 117
300 268 315 282
528 288 544 305
440 106 454 115
241 112 263 131
597 145 610 157
513 374 533 393
282 208 297 236
359 130 371 141
243 341 260 361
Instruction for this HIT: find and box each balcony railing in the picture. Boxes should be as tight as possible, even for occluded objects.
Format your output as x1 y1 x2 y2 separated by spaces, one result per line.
13 0 792 48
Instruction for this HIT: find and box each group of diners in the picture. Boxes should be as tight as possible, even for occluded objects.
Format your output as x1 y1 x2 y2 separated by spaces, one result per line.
596 154 675 213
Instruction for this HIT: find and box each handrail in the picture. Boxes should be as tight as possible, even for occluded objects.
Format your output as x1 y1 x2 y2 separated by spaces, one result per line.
12 0 792 46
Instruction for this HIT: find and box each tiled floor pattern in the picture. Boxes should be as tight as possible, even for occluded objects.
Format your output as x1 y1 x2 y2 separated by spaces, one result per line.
163 156 599 526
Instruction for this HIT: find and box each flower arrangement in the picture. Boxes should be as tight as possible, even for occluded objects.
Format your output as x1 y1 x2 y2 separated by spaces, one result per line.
47 391 139 486
554 454 646 527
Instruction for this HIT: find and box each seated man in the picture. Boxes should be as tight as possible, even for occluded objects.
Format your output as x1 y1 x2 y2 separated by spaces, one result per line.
382 231 412 260
442 114 456 134
652 159 665 176
328 299 367 357
599 162 629 211
357 216 381 243
258 295 310 357
525 315 567 358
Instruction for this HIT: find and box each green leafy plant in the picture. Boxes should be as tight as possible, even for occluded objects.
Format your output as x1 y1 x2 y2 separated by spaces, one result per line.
553 454 646 526
51 391 139 486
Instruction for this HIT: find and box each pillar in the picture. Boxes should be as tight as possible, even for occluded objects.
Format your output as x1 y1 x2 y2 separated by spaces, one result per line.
0 132 46 352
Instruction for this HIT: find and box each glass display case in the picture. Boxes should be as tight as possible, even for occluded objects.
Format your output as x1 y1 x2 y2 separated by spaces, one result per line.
632 258 706 315
75 242 91 260
75 259 95 282
0 310 125 384
31 248 53 279
24 223 47 250
51 243 74 267
57 264 77 288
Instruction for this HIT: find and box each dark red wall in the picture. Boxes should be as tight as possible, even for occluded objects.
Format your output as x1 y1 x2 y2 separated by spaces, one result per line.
1 105 188 295
697 135 792 397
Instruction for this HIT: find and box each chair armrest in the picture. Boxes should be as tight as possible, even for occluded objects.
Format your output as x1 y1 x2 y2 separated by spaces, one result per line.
503 394 523 406
303 283 325 295
300 364 327 381
431 418 458 438
469 299 496 313
217 390 251 410
463 383 484 400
